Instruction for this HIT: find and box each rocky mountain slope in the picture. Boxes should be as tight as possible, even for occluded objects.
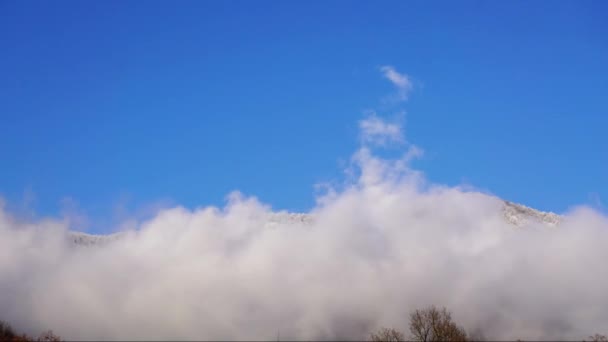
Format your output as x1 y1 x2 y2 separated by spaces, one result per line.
502 201 561 227
67 201 561 246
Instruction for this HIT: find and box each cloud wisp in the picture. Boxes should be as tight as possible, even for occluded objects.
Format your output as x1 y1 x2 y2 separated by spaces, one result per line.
380 65 414 102
359 114 405 147
1 71 607 341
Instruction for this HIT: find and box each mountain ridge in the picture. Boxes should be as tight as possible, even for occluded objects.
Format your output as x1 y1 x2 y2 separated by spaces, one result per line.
67 201 561 246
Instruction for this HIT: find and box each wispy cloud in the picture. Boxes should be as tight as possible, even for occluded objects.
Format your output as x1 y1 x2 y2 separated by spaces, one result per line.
359 113 404 146
380 65 413 102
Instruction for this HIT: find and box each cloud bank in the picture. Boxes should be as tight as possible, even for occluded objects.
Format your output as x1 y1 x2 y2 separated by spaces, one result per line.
1 73 607 341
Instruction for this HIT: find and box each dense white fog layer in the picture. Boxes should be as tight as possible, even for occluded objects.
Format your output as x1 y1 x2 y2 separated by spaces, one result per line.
1 83 607 340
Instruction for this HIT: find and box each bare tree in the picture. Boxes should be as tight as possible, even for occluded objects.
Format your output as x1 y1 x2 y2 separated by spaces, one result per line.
409 305 468 342
1 321 16 341
370 327 406 342
0 321 62 342
36 330 62 342
587 334 608 342
0 321 32 342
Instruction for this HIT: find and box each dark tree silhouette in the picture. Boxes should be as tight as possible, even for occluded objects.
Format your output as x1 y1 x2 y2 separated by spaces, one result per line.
408 306 467 342
0 321 62 342
370 327 405 342
587 334 608 342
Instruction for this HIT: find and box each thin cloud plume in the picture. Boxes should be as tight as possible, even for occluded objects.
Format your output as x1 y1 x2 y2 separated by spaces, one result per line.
380 65 414 102
359 113 405 146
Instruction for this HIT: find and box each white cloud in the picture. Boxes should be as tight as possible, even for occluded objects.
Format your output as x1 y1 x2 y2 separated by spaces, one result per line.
380 65 414 102
359 113 404 146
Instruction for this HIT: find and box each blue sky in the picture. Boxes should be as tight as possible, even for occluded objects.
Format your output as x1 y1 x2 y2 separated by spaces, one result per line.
1 1 606 232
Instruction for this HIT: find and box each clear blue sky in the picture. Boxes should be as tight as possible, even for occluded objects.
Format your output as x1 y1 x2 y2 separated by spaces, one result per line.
1 1 606 232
